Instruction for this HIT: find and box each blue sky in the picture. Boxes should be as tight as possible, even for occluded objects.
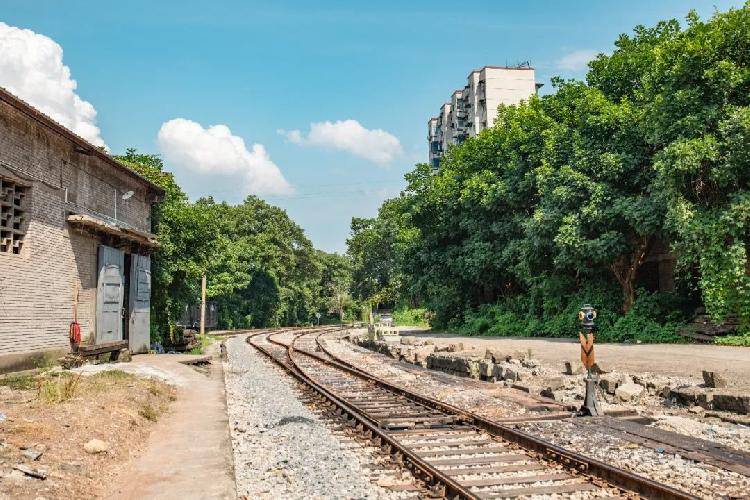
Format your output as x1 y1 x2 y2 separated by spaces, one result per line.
1 0 744 252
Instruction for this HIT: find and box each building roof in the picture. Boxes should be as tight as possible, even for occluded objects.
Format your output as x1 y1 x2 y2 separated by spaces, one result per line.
467 64 535 79
0 86 165 196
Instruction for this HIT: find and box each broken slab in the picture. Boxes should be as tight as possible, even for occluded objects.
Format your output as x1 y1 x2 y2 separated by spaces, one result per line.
702 370 727 389
669 386 707 406
413 346 435 367
478 359 494 380
13 464 47 480
712 389 750 414
484 348 509 363
563 360 584 375
616 382 644 402
599 373 625 395
446 342 464 353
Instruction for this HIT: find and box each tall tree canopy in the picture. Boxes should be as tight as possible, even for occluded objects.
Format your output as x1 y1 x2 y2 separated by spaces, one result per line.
348 4 750 340
116 151 352 343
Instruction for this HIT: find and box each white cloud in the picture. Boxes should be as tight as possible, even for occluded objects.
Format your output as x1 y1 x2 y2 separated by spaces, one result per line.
157 118 292 195
280 119 403 165
0 22 105 147
557 49 600 71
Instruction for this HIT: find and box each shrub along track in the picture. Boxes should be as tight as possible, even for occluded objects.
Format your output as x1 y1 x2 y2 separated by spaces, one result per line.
247 327 696 499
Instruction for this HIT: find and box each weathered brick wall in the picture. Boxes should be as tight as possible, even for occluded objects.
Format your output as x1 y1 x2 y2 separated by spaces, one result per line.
0 98 153 356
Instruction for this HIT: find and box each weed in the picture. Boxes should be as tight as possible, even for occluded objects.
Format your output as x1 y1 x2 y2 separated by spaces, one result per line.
0 373 37 390
188 334 215 355
95 370 133 381
138 403 159 422
33 352 59 371
37 372 82 403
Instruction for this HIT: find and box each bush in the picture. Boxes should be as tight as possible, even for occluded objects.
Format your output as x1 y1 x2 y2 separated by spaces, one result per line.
451 289 686 343
715 334 750 347
392 307 429 327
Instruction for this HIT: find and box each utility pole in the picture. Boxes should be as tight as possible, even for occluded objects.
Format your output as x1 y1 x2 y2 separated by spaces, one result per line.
200 272 206 336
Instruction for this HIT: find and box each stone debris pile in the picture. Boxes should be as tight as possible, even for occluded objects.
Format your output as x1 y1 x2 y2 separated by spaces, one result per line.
349 333 750 416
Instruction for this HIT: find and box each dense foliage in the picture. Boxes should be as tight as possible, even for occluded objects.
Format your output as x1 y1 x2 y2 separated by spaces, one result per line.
116 150 353 344
348 5 750 342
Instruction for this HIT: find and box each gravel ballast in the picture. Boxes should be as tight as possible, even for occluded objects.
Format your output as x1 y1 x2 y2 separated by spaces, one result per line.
223 335 405 499
516 420 750 498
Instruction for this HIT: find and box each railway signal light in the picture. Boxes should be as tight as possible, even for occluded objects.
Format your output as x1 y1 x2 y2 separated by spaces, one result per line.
578 304 601 417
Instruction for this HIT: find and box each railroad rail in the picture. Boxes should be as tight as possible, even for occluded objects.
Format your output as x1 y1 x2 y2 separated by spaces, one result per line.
247 327 696 499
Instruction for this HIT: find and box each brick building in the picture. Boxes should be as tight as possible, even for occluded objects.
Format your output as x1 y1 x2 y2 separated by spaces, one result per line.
0 87 163 371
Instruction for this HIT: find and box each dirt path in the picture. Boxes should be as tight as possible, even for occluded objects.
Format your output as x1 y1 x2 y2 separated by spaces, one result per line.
410 332 750 386
106 345 235 499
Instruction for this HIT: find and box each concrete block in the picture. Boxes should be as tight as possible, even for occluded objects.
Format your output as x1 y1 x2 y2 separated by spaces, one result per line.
478 359 494 379
712 390 750 414
563 361 584 375
491 364 505 381
599 373 625 395
669 386 708 407
616 383 644 402
446 342 464 353
484 348 508 363
702 370 727 388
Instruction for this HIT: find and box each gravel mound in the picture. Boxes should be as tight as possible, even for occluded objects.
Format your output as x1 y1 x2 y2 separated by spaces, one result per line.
224 336 401 499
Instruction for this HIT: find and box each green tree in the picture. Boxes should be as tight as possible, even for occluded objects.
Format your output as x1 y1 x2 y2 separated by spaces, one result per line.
115 149 220 343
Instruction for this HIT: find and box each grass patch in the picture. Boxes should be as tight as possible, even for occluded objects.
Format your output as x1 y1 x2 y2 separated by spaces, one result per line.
37 372 82 403
0 373 37 391
188 334 218 355
138 403 159 422
93 369 134 381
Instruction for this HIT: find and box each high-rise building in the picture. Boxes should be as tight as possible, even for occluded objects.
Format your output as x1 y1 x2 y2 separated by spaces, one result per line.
428 65 541 168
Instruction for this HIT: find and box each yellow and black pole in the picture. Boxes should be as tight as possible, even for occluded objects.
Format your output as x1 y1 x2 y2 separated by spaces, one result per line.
578 304 601 416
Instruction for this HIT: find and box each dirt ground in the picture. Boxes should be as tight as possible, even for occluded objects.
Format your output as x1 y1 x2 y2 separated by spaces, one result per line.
0 368 174 499
409 331 750 387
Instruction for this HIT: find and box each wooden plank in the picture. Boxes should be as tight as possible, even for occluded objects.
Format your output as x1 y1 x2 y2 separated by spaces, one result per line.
405 439 496 449
417 446 510 458
77 340 128 356
442 463 546 476
381 416 458 425
475 481 598 499
461 472 570 488
429 454 528 466
387 427 475 436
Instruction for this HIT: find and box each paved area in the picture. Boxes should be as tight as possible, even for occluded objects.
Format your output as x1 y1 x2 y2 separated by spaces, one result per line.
410 332 750 386
107 345 235 500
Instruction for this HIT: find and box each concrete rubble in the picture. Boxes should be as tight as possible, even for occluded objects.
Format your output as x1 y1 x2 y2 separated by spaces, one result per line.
348 333 750 416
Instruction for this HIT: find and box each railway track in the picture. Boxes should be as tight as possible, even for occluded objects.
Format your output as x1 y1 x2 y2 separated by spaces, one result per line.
247 327 697 499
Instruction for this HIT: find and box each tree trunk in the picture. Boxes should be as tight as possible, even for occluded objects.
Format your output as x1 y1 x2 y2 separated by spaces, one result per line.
611 236 652 314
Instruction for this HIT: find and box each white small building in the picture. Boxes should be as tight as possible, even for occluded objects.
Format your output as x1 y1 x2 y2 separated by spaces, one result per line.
428 65 541 167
